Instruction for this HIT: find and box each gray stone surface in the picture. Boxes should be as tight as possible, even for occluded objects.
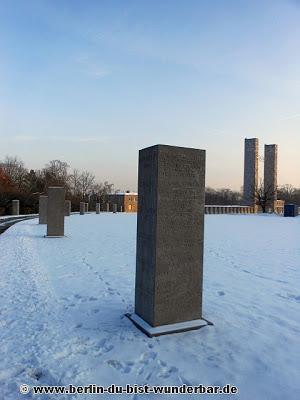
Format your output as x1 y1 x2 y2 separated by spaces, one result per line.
96 203 100 214
243 138 259 206
264 144 278 211
39 196 48 224
85 203 89 212
65 200 71 216
46 187 65 237
113 203 117 213
106 203 110 212
134 144 206 328
80 202 85 215
12 200 19 215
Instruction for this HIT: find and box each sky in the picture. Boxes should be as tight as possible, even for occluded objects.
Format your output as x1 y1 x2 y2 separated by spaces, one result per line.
0 0 299 191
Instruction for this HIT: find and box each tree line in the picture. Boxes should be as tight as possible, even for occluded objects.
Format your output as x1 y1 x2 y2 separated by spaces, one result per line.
1 155 299 215
0 156 116 214
206 183 300 212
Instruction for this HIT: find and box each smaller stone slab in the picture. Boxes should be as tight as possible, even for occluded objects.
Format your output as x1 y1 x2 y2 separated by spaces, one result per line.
12 200 19 215
39 196 48 224
96 203 100 214
80 202 85 215
126 313 212 338
65 200 71 216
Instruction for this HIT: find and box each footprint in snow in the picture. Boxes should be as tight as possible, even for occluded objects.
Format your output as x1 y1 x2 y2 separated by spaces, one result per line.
156 359 179 379
97 338 114 353
277 293 300 302
287 293 300 302
139 351 157 365
107 360 133 374
157 364 178 379
217 291 225 296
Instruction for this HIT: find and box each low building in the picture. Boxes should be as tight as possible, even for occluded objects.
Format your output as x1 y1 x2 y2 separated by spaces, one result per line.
257 199 285 214
274 199 285 214
106 192 138 212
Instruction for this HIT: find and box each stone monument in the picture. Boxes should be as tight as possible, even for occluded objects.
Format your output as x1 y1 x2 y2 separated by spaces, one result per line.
113 204 117 213
65 200 71 216
264 144 278 212
80 202 85 215
12 200 20 215
96 203 100 214
39 195 48 224
126 144 211 337
46 187 65 237
243 138 259 206
85 203 89 213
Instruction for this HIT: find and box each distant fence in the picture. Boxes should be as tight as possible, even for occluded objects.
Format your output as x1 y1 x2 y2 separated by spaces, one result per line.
205 206 254 214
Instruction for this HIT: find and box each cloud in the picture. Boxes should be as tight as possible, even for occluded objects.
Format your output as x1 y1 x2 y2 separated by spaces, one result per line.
75 54 110 79
278 113 300 121
88 66 110 79
13 135 108 143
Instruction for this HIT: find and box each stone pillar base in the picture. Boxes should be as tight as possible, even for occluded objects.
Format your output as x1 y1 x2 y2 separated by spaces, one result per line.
44 235 65 238
125 313 212 338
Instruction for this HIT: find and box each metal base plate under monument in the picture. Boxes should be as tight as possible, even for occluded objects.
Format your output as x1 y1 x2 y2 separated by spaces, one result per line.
125 313 213 338
44 235 65 238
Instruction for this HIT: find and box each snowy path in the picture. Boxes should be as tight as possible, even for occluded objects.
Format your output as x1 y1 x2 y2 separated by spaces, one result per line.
0 215 38 234
0 214 299 399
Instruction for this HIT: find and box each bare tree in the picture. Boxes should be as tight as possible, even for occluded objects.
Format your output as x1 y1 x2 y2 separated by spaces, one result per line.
278 184 300 205
254 179 276 213
25 169 46 194
91 181 115 202
78 170 95 200
205 187 242 205
69 169 82 196
0 156 28 190
43 160 70 188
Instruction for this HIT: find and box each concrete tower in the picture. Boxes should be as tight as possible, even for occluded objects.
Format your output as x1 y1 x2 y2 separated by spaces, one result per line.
264 144 278 211
243 138 259 206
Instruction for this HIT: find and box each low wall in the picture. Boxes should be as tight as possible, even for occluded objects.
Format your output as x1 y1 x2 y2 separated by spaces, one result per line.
205 206 255 214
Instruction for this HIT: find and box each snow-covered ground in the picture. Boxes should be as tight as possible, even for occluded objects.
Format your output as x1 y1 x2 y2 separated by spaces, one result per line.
0 213 299 399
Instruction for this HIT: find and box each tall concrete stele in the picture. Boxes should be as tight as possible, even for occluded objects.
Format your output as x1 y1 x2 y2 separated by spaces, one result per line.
65 200 71 216
46 187 65 237
264 144 278 212
243 138 259 206
12 200 20 216
126 144 211 337
39 195 48 224
80 202 85 215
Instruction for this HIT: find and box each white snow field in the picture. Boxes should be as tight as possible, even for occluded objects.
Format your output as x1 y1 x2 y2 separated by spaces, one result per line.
0 213 299 399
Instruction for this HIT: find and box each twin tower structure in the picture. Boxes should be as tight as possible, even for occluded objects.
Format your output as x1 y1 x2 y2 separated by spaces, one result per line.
243 138 278 209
